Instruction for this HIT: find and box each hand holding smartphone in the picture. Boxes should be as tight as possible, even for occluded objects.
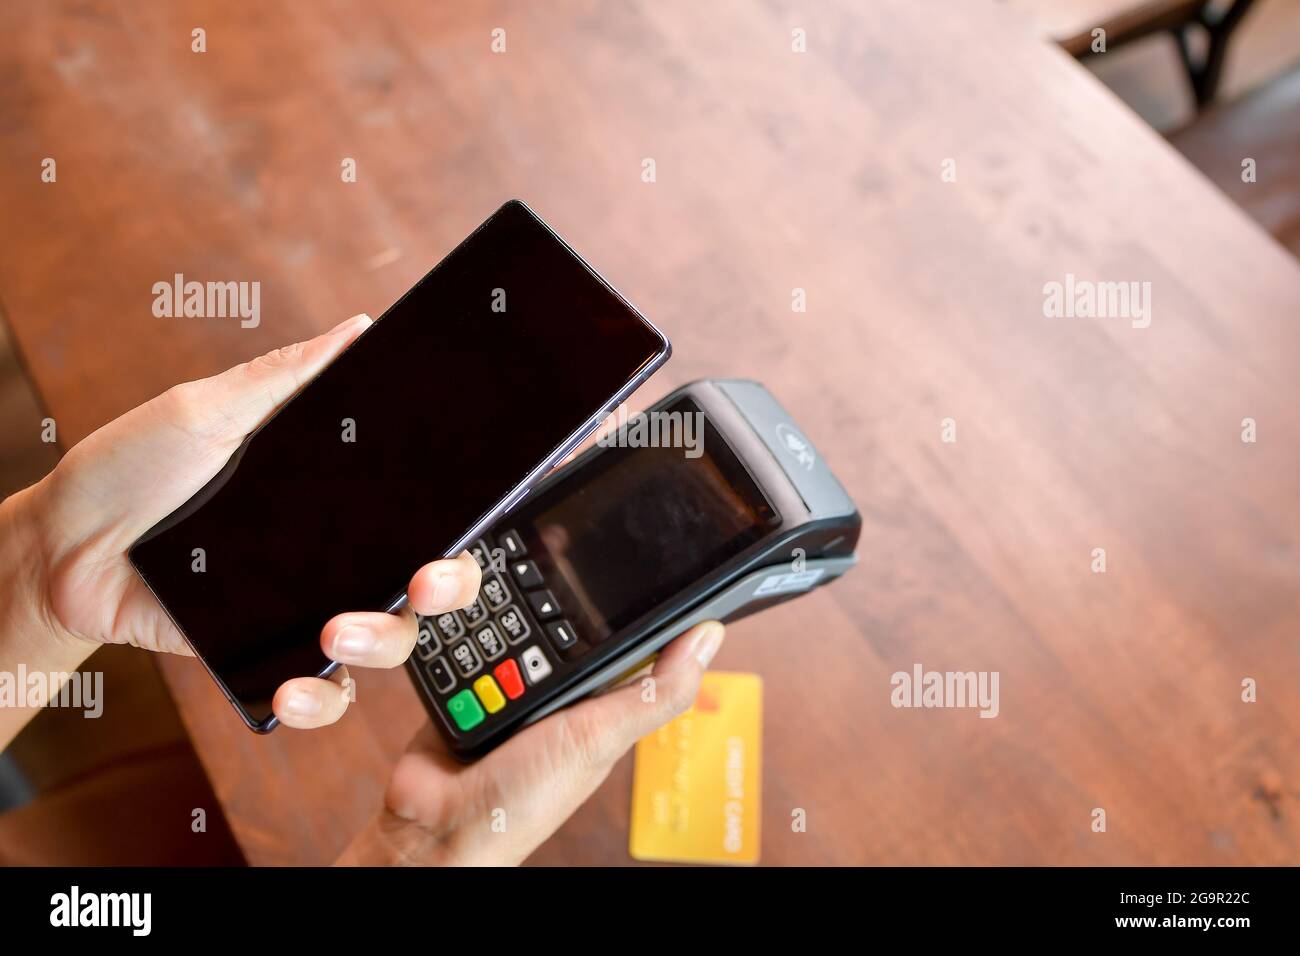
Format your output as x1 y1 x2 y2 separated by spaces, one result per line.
129 200 670 730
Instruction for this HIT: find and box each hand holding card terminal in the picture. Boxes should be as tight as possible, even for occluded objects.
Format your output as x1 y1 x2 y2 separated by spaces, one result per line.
408 379 861 759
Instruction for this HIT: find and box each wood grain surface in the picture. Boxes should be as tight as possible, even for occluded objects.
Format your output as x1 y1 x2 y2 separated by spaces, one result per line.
0 0 1297 865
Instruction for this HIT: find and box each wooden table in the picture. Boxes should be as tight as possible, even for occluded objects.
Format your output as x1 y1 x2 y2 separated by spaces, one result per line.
1 0 1297 865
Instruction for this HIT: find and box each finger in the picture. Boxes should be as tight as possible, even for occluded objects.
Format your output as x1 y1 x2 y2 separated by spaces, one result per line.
56 315 375 549
272 667 353 729
550 621 725 770
119 574 194 656
386 623 725 860
179 313 373 447
320 605 418 668
383 625 722 826
406 552 481 616
384 724 469 831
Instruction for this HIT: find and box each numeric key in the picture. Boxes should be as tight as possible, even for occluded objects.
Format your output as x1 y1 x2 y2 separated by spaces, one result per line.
415 617 440 660
496 605 531 644
448 640 483 678
461 596 489 628
433 612 464 642
481 573 512 611
472 621 508 661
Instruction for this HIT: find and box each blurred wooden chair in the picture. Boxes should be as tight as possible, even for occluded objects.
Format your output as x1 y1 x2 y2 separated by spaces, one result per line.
1006 0 1261 106
1169 63 1300 256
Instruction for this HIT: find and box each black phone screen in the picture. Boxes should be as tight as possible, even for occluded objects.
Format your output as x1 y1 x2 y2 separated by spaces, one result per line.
129 200 668 727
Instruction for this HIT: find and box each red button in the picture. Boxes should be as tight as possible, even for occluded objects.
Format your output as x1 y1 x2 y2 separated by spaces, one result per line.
494 659 525 700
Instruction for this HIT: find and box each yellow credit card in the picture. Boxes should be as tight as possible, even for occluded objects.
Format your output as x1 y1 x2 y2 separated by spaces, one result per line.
629 671 762 865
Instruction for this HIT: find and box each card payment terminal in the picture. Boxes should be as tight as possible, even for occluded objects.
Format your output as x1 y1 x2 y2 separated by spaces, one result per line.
406 379 861 759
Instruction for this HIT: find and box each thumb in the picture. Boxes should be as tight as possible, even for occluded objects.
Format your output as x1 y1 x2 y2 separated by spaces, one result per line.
376 622 724 865
184 313 373 446
553 620 725 770
37 314 378 555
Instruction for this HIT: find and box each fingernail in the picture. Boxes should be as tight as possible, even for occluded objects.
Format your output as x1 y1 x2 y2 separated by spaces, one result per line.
331 625 376 660
328 314 370 335
693 622 724 667
431 573 459 610
285 689 322 716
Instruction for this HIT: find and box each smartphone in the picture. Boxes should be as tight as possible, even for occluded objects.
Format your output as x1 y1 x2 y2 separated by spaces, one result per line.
129 199 670 731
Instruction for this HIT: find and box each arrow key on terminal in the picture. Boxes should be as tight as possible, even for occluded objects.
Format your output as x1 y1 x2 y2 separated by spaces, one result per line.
527 589 561 620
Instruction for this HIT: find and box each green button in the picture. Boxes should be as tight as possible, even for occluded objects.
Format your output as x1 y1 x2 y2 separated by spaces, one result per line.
446 689 485 731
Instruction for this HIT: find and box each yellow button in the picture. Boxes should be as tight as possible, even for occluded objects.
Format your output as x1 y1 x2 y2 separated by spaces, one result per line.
473 675 506 714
